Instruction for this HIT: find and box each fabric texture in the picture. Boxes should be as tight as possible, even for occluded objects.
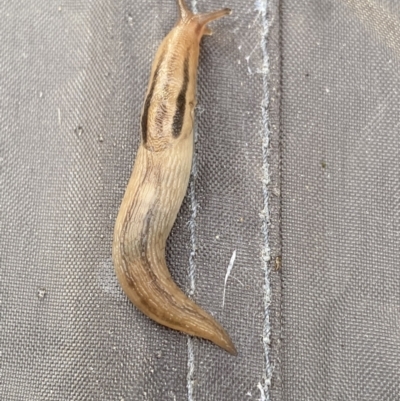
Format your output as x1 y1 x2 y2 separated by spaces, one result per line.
3 0 400 400
1 0 271 400
279 0 400 400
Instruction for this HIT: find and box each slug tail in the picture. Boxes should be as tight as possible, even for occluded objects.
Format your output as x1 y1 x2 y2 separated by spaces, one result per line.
115 255 237 355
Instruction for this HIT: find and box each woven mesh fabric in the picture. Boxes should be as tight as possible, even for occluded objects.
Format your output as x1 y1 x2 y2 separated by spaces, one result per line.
279 0 400 400
4 0 399 400
1 0 270 400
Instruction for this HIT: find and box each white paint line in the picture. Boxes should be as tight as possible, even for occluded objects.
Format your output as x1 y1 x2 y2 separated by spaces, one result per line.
222 250 237 308
187 3 198 399
255 0 272 400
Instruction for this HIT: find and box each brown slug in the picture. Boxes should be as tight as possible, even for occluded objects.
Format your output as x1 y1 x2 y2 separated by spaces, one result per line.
112 0 236 355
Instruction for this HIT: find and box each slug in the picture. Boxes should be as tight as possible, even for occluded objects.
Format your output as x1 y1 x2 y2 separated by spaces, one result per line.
112 0 236 355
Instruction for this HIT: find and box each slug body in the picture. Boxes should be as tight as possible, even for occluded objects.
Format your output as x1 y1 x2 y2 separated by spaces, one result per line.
113 1 236 354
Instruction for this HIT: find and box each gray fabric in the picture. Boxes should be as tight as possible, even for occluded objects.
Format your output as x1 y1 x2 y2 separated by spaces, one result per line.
4 0 399 399
279 0 400 400
1 0 270 400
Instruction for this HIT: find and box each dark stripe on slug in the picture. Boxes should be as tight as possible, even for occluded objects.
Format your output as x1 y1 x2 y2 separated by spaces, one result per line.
141 58 163 144
172 57 189 138
122 205 201 318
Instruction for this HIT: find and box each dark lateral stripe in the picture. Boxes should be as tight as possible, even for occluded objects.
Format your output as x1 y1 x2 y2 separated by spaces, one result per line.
141 58 163 144
172 57 189 138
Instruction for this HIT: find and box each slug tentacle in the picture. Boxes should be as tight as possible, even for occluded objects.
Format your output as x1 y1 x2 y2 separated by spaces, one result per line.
113 0 235 355
177 0 192 21
177 0 231 36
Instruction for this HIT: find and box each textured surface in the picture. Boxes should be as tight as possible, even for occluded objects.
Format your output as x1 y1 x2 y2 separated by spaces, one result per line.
3 0 399 400
279 0 400 400
1 0 270 400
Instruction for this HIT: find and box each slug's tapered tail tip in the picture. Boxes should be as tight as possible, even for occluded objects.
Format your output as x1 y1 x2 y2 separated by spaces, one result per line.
197 310 237 355
222 336 238 356
188 308 237 355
